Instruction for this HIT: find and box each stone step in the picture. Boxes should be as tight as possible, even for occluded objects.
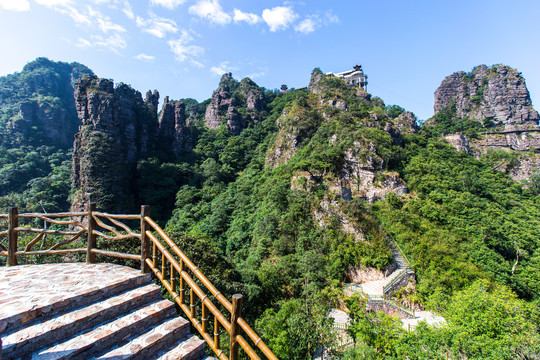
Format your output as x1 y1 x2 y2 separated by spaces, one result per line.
92 317 192 360
152 334 206 360
2 283 161 359
31 299 176 360
0 263 152 334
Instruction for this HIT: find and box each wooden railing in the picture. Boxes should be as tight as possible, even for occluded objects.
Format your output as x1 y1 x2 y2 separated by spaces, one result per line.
0 204 277 360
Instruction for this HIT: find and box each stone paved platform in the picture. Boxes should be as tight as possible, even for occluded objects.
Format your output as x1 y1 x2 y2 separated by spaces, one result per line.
0 263 150 333
0 263 207 360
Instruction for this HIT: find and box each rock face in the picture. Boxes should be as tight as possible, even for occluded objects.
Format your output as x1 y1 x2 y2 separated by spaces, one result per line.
158 96 193 155
145 90 160 113
204 73 266 135
434 65 539 129
270 69 410 203
71 75 158 213
434 64 540 181
444 134 470 153
0 57 93 148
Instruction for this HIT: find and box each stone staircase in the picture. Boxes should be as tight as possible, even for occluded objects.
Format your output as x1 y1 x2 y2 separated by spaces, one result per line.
354 241 409 297
0 263 208 360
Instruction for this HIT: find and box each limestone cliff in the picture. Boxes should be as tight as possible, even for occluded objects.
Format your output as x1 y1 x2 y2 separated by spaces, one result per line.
269 69 412 203
434 64 539 130
204 73 266 135
432 64 540 181
158 96 193 155
0 57 93 148
71 75 158 212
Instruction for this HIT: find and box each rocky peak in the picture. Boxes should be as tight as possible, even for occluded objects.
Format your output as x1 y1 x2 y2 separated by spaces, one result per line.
433 65 540 182
71 75 158 213
158 96 192 155
0 57 93 149
145 89 160 113
434 64 539 130
204 73 265 135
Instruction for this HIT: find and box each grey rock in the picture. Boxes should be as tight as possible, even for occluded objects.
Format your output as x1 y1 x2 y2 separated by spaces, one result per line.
71 75 158 213
204 73 265 134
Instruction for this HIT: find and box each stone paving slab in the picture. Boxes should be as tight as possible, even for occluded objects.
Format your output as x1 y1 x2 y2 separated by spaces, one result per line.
0 263 151 333
93 317 191 360
32 299 175 360
400 310 446 331
2 283 161 358
155 335 206 360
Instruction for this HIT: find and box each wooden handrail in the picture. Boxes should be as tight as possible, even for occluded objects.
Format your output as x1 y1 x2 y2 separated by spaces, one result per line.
0 205 278 360
144 217 278 360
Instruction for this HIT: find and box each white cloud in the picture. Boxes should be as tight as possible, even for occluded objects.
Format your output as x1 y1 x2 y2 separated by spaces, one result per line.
58 5 92 24
190 60 204 68
294 12 340 35
35 0 72 6
246 71 265 79
136 14 178 38
294 18 316 34
93 33 127 52
122 0 134 19
135 53 155 62
189 0 231 25
325 10 339 24
75 37 92 48
210 61 238 76
262 6 297 32
76 33 127 53
88 6 126 32
150 0 185 9
233 9 260 25
0 0 30 11
168 30 204 63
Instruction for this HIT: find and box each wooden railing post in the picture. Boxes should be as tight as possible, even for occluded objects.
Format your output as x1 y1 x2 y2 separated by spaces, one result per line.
140 205 150 273
86 203 97 264
230 294 243 360
7 207 18 266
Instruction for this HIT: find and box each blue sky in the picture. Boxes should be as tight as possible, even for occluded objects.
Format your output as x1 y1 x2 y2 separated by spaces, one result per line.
1 0 539 120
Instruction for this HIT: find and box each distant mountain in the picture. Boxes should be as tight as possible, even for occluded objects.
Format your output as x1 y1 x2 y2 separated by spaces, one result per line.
426 64 540 182
0 57 93 148
0 57 93 211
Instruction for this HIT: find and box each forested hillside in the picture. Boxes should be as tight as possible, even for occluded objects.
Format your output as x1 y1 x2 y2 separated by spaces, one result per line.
1 59 539 359
0 57 93 212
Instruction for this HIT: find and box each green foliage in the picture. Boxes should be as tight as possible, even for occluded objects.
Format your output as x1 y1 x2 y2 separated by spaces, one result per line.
343 281 540 359
421 102 483 138
0 146 71 212
0 58 92 211
255 297 334 360
386 105 405 119
373 140 540 301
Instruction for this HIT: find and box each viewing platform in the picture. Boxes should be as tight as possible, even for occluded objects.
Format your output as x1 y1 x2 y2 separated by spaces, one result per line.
0 263 206 360
0 204 278 360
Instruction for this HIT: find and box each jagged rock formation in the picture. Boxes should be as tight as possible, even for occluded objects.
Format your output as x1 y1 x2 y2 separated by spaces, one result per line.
71 75 158 212
145 90 160 113
0 57 93 148
434 65 539 130
269 69 411 203
158 96 193 155
432 64 540 181
204 73 266 135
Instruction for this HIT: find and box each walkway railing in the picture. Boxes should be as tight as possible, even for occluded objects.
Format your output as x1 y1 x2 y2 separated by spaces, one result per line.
382 237 415 296
349 285 416 319
382 268 415 296
364 294 415 318
0 203 277 360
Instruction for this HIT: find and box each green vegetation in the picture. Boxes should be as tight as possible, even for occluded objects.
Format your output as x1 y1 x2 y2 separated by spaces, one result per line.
0 58 92 212
1 63 539 359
